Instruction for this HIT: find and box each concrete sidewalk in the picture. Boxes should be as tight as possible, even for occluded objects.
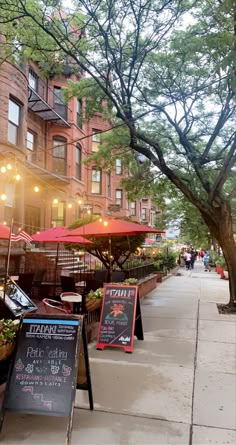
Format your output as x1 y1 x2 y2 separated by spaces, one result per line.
1 261 236 444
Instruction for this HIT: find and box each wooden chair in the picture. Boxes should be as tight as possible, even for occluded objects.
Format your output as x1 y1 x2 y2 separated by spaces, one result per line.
42 298 71 314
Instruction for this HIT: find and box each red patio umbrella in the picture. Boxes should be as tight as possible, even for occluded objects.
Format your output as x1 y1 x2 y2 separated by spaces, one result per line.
64 218 165 237
63 218 165 280
0 224 10 240
31 226 93 244
31 227 93 287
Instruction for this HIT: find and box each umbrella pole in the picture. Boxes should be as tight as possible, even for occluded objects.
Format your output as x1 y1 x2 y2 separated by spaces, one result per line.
4 218 14 300
108 236 112 283
54 242 59 297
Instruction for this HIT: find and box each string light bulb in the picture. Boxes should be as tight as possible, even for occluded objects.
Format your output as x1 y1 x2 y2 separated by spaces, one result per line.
68 203 72 209
15 174 21 181
34 186 39 193
6 164 12 170
1 166 6 173
104 220 108 227
53 198 58 204
0 194 6 201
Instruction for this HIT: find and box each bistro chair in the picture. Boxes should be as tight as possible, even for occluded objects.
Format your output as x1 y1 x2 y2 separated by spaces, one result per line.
60 292 84 314
42 298 71 314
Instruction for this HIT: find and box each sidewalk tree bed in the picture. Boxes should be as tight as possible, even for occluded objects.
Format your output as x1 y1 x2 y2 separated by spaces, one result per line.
1 0 236 308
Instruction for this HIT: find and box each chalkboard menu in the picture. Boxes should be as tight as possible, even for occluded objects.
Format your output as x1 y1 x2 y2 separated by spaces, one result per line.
96 284 139 353
5 315 81 417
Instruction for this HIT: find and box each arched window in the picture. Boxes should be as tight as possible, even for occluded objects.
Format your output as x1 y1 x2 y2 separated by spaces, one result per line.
76 143 82 180
52 136 67 175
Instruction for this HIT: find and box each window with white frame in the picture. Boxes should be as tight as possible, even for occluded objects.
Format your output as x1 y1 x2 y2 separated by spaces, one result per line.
115 189 123 207
8 98 21 145
52 136 67 175
115 159 122 175
141 208 147 221
26 130 36 162
130 201 136 216
91 167 102 194
107 172 111 197
77 99 83 128
51 201 65 227
54 86 67 120
76 144 82 180
92 130 101 152
28 69 38 92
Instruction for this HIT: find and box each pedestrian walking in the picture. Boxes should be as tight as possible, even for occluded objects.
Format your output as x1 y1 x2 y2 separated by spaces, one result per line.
203 251 211 271
190 249 197 269
184 251 192 270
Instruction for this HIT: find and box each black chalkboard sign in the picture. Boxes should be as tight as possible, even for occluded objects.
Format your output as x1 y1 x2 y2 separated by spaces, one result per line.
4 314 81 417
96 284 143 353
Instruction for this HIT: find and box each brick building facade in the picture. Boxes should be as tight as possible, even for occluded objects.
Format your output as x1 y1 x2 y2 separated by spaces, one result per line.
0 58 158 234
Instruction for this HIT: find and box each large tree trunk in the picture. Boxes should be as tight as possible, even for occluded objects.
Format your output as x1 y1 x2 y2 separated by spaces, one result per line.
201 202 236 308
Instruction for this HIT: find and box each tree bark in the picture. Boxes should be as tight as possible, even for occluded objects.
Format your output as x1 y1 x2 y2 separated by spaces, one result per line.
201 203 236 308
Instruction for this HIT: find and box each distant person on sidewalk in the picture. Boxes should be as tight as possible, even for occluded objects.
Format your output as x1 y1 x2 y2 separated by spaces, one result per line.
203 251 211 271
190 249 197 269
184 251 192 270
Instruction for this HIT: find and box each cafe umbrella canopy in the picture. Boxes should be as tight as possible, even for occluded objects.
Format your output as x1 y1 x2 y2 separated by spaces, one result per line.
0 224 11 240
31 226 94 285
63 218 165 279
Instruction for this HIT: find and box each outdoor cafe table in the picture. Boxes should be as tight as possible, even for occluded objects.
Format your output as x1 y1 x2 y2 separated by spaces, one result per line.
60 292 83 314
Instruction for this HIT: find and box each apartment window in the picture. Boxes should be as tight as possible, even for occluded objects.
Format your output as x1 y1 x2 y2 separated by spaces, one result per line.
115 189 123 207
52 136 67 175
115 159 122 175
54 86 67 120
91 167 102 194
141 208 147 221
26 130 36 162
28 69 38 92
92 130 101 152
51 201 65 227
8 98 21 145
76 144 82 180
107 172 111 198
25 205 40 234
77 99 83 128
130 202 136 216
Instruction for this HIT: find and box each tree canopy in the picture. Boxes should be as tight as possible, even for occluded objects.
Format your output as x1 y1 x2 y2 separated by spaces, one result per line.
0 0 235 306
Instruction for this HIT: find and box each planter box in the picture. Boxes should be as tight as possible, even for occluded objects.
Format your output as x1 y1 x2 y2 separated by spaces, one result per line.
138 274 157 299
156 272 163 283
224 270 229 280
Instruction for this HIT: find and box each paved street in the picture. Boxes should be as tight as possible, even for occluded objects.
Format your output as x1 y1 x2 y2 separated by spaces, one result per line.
1 261 236 444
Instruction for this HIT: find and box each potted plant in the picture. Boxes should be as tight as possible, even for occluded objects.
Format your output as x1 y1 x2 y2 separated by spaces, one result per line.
123 278 138 285
0 319 19 384
0 319 19 361
86 288 103 311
